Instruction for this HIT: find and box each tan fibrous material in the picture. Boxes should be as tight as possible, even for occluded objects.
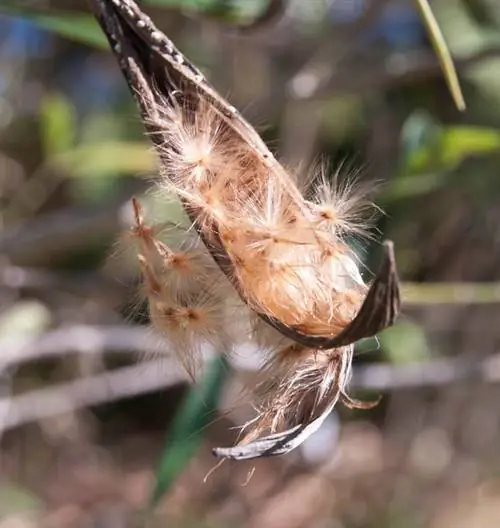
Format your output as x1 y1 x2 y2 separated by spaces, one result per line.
130 96 379 441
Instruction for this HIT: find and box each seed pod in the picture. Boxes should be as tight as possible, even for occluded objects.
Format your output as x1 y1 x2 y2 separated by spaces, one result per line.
90 0 401 460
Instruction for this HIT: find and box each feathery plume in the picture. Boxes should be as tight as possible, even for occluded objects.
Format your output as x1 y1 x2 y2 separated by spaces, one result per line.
90 0 401 460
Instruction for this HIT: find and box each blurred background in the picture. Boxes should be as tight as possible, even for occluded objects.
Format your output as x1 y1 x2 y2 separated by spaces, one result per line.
2 0 500 526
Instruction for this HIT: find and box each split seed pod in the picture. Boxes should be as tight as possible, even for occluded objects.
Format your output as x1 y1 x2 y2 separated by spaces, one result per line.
90 0 401 460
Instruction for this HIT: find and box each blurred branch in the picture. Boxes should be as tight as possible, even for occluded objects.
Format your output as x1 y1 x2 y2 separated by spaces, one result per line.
0 324 163 371
0 264 122 294
0 196 132 265
3 353 500 432
4 265 500 306
296 45 500 101
236 0 287 33
2 323 500 431
352 354 500 391
0 357 186 432
288 0 391 100
402 281 500 304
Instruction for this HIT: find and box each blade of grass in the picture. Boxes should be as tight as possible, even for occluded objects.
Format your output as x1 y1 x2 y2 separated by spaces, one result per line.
415 0 466 111
148 355 229 510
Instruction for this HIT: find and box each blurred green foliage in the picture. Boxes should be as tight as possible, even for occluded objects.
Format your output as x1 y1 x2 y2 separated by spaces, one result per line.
149 356 230 509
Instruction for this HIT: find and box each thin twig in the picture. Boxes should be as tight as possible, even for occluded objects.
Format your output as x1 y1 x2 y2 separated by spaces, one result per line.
402 281 500 305
351 356 500 391
0 325 162 371
0 264 123 294
300 46 500 101
2 337 500 432
0 358 186 432
0 194 135 264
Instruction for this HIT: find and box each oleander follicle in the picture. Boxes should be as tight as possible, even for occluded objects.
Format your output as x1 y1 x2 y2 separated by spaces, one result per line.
89 0 401 461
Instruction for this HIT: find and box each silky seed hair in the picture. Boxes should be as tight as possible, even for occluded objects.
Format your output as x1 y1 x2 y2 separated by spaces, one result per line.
130 198 235 378
90 0 400 459
130 93 376 438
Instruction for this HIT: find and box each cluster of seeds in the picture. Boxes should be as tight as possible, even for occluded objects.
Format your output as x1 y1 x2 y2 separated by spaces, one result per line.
128 96 378 444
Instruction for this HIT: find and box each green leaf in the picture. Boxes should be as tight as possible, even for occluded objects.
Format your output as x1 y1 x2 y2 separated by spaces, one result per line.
407 125 500 173
0 482 44 518
402 281 500 304
49 141 155 178
39 93 77 157
463 0 500 29
439 125 500 165
144 0 221 7
380 322 431 364
379 172 449 203
28 13 107 48
0 0 273 46
149 355 229 509
399 110 441 167
382 116 500 203
144 0 269 23
0 5 108 49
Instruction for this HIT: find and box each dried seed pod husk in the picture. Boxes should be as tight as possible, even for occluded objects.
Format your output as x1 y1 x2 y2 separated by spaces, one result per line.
90 0 401 460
